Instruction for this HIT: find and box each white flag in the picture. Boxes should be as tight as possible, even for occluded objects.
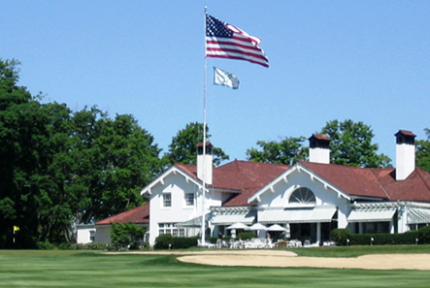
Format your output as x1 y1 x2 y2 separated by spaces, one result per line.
213 67 239 89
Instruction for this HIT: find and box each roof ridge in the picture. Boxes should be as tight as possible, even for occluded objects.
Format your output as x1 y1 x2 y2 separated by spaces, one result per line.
415 168 430 194
370 168 391 200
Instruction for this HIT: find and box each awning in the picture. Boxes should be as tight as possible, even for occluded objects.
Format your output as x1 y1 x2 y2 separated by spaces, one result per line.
175 213 210 228
211 211 255 225
259 206 337 224
408 208 430 224
347 208 396 223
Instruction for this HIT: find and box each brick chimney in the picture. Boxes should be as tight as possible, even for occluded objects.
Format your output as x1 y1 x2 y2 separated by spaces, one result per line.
197 142 213 185
395 130 416 181
309 134 331 164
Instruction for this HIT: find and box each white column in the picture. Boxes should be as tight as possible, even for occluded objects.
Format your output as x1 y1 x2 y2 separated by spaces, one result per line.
316 223 321 246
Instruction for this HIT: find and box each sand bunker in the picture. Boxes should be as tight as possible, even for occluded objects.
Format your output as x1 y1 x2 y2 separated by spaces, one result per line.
108 250 430 270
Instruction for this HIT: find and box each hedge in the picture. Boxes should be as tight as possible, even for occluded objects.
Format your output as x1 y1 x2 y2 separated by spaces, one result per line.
330 226 430 246
154 234 198 250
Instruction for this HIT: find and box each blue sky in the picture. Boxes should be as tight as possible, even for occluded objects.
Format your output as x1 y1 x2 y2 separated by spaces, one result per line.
1 1 429 165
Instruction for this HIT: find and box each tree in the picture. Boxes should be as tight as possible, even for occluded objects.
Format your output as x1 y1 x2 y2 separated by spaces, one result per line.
246 136 308 165
0 59 75 246
110 222 145 250
416 128 430 172
320 119 391 168
69 108 163 224
0 59 163 247
162 122 229 168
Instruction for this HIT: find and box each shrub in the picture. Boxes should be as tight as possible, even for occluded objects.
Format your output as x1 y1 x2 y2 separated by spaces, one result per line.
110 222 145 250
37 241 58 250
417 225 430 244
238 231 256 240
154 234 173 250
172 237 198 249
70 242 116 251
330 228 351 246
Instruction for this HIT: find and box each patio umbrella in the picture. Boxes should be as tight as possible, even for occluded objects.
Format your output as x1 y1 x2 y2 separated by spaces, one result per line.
266 224 287 231
226 222 250 230
249 223 268 231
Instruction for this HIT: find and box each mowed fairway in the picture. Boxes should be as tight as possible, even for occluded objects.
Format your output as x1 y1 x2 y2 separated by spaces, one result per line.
0 250 429 288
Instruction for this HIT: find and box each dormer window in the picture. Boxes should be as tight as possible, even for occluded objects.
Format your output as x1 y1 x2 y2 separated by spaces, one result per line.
289 187 316 205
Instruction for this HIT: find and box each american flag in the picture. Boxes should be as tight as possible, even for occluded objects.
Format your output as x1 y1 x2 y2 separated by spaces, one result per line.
206 14 269 68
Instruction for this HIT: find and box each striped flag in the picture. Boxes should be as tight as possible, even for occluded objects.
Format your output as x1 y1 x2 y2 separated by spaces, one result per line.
206 14 269 68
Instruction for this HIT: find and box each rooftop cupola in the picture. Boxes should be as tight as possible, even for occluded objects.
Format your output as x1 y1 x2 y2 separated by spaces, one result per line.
309 134 331 164
395 130 416 181
197 142 213 185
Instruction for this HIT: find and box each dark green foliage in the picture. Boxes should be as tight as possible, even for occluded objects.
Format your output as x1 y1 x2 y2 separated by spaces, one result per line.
246 136 308 164
321 119 391 168
69 242 116 251
416 128 430 172
238 231 256 240
330 228 351 245
154 234 199 249
154 234 173 249
170 237 198 249
162 122 229 168
417 225 430 243
110 222 145 250
0 59 162 248
332 227 430 246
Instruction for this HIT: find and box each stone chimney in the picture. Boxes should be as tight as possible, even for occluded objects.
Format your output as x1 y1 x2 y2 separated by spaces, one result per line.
197 142 213 185
395 130 416 181
309 134 331 164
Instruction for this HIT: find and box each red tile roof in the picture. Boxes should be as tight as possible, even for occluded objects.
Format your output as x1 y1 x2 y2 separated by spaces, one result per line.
373 168 430 201
300 161 389 198
99 159 430 224
177 160 430 203
300 161 430 202
96 203 149 225
215 160 290 206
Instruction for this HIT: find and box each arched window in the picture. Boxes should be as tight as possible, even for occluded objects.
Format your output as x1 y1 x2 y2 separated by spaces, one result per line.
289 187 316 205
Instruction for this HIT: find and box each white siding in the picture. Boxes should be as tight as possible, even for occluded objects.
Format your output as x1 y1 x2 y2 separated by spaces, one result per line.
76 225 96 244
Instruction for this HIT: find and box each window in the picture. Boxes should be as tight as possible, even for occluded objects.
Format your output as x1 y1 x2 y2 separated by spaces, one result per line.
158 223 185 237
185 193 194 206
163 193 171 207
89 230 95 242
289 187 316 205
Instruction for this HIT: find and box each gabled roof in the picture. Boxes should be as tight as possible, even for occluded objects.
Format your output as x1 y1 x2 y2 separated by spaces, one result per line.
140 164 201 195
171 160 430 204
172 161 289 206
373 168 430 201
96 203 149 225
300 161 389 199
214 160 290 206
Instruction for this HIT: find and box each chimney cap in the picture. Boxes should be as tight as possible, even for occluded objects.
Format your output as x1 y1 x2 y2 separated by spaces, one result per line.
197 141 213 147
395 130 416 137
308 134 331 141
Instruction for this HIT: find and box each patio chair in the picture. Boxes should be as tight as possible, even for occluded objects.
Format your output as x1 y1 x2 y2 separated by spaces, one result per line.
205 241 216 248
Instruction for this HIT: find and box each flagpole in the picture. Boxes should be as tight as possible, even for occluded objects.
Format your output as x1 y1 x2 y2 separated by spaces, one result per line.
201 6 208 247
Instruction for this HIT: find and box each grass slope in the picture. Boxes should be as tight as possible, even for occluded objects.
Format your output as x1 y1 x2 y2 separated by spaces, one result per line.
1 249 430 288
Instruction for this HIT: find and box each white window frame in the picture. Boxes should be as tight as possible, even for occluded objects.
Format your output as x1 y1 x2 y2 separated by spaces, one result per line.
158 223 185 237
289 187 316 205
185 193 194 206
163 193 172 207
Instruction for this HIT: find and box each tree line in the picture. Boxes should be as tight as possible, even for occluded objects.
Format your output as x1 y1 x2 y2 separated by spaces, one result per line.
1 59 429 248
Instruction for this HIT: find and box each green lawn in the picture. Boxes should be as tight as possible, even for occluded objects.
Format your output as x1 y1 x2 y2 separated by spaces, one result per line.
0 248 429 288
